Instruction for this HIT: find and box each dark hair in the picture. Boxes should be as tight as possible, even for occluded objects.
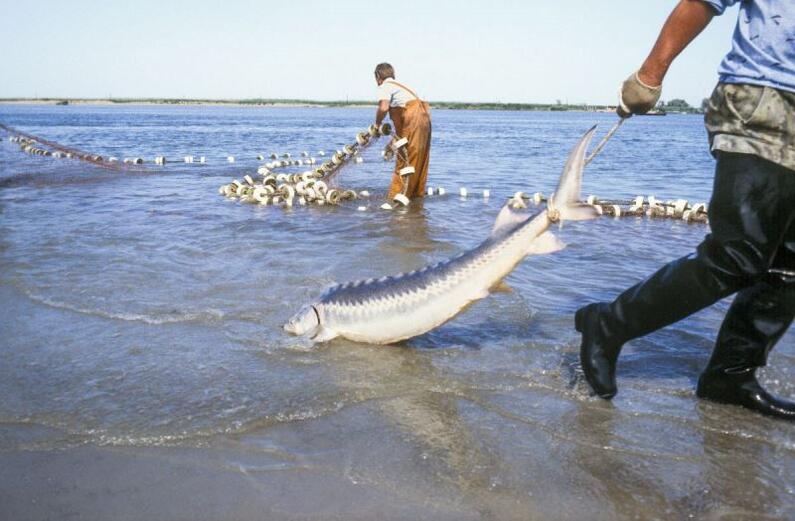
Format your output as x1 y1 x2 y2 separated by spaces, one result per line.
374 63 395 81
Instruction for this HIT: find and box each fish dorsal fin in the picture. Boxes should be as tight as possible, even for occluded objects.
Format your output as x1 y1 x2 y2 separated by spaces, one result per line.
526 231 566 255
490 203 527 238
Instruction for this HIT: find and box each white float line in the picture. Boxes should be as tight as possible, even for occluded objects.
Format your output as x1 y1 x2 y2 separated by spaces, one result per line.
5 132 382 170
220 179 708 223
4 130 708 224
52 153 325 166
427 189 708 223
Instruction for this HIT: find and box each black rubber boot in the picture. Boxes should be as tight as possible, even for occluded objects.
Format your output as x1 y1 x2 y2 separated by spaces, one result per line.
697 370 795 421
578 152 795 400
696 276 795 421
576 252 740 399
575 303 622 398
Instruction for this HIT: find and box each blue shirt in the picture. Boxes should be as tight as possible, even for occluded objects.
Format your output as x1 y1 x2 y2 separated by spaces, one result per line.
701 0 795 93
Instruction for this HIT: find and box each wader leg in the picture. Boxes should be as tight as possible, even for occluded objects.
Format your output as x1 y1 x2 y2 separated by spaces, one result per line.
577 152 795 410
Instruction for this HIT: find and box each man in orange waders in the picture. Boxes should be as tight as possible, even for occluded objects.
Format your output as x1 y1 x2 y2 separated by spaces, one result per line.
373 63 432 201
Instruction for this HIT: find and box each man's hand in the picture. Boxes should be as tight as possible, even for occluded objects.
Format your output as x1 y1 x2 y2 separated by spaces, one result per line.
617 72 662 117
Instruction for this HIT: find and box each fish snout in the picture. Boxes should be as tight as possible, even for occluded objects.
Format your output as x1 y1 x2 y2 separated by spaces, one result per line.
284 304 320 336
283 320 298 334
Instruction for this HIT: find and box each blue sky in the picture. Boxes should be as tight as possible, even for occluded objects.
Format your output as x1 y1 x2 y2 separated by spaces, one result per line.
0 0 738 105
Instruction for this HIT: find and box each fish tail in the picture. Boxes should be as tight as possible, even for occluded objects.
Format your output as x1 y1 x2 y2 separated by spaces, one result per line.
548 125 599 222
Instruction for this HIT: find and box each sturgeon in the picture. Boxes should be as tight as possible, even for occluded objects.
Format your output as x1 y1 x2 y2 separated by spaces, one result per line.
284 126 599 344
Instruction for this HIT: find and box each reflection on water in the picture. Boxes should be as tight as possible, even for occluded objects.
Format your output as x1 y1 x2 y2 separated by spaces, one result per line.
0 105 793 519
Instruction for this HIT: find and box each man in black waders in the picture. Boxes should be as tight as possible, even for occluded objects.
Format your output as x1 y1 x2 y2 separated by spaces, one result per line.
577 0 795 420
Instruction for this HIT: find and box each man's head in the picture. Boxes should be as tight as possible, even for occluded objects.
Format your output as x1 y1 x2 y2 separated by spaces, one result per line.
374 63 395 85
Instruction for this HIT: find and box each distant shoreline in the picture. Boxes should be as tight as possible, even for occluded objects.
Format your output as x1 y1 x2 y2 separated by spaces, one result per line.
0 97 617 112
0 98 703 114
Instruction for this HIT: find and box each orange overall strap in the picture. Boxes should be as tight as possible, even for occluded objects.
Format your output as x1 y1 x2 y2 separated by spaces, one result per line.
384 79 421 101
386 80 423 136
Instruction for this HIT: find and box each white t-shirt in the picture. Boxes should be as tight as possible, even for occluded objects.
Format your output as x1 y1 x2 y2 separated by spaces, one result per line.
377 80 418 108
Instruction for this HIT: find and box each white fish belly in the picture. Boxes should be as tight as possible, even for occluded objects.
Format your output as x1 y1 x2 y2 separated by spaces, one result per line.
337 282 484 344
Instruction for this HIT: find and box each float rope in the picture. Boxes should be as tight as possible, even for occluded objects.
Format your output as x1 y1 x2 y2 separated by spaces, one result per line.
0 123 131 170
506 191 708 223
218 123 392 208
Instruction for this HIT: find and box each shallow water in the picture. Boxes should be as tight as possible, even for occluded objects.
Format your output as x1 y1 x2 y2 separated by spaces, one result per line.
0 105 792 520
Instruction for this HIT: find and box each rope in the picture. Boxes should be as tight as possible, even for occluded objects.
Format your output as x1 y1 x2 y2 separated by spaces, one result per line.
221 123 392 207
584 117 625 166
0 122 130 171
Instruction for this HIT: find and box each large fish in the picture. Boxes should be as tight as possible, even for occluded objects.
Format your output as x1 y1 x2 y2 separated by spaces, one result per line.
285 126 599 344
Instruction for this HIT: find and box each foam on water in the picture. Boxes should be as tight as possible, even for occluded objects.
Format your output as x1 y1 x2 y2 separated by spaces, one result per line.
20 287 227 325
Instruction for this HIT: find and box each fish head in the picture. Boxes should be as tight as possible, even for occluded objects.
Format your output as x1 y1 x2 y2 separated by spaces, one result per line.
283 304 320 336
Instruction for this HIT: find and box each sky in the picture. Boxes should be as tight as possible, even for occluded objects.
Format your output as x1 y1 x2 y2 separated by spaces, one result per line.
0 0 739 106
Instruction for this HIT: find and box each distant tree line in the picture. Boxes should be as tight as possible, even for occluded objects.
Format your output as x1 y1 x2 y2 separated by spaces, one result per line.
1 97 708 114
655 98 705 114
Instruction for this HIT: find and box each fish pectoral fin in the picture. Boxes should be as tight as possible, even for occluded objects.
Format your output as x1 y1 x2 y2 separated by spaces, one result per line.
527 231 566 255
490 203 527 238
311 327 339 343
490 280 513 293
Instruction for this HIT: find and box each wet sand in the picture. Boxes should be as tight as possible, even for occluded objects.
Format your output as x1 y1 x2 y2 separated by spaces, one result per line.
3 386 793 521
0 431 456 521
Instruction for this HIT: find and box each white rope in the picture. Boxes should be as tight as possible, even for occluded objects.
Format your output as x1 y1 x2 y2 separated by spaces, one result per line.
584 117 625 166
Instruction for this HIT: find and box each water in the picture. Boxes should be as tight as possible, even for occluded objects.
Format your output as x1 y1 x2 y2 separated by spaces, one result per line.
0 104 792 520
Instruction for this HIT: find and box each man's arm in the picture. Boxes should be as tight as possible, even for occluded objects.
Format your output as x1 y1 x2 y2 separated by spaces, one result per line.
375 99 389 125
639 0 716 86
619 0 716 116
